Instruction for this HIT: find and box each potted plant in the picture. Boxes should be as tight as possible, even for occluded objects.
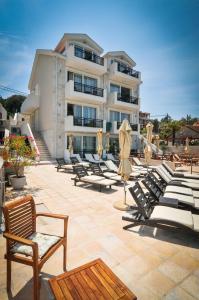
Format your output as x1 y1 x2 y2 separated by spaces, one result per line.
2 135 36 189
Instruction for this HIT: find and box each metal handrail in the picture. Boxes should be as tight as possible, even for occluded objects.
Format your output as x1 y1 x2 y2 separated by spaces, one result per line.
117 63 139 78
117 93 138 104
74 82 104 97
117 122 138 131
74 117 103 128
74 46 104 66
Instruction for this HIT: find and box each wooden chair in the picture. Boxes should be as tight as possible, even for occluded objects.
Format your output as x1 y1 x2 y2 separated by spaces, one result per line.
3 195 68 300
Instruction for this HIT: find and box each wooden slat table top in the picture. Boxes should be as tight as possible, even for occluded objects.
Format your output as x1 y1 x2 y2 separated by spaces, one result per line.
49 258 137 300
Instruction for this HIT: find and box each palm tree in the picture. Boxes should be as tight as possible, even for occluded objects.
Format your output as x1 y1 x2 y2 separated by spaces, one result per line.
169 120 181 146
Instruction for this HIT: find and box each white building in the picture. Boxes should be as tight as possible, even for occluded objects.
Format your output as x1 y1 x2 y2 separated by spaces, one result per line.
21 33 142 158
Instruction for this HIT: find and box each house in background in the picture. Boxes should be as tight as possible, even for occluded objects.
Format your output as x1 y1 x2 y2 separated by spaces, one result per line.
139 111 150 130
168 125 199 145
21 33 142 158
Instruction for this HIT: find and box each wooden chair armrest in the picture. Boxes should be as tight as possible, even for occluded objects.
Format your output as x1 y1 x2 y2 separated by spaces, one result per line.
36 213 68 238
36 212 68 220
3 232 36 247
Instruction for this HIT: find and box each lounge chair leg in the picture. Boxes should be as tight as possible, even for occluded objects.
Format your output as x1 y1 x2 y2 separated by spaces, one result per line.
63 244 67 272
123 223 136 230
7 259 11 291
33 265 39 300
109 185 111 189
99 185 102 192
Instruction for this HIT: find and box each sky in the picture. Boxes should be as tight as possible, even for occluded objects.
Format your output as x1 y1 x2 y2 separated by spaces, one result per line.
0 0 198 119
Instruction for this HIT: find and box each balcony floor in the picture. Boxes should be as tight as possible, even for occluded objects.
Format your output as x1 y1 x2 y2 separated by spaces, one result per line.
0 162 199 299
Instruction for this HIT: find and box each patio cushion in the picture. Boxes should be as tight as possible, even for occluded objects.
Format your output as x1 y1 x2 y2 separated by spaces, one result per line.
192 214 199 232
96 178 116 186
193 191 199 199
11 232 60 258
151 206 193 229
165 185 193 196
194 199 199 209
104 173 122 181
164 192 195 206
81 175 105 182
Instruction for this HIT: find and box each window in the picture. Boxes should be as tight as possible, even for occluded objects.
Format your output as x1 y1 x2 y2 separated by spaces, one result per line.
73 136 82 153
121 87 130 99
74 74 82 84
121 113 130 121
67 104 74 116
67 71 73 81
83 136 96 153
74 105 82 118
110 84 120 93
83 107 96 119
110 111 120 122
74 46 83 58
84 76 97 87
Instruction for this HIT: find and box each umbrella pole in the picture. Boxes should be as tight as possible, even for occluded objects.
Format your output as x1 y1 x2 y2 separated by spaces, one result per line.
123 180 127 205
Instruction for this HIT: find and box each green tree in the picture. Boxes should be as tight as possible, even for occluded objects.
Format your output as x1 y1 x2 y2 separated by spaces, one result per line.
151 118 159 133
0 95 26 117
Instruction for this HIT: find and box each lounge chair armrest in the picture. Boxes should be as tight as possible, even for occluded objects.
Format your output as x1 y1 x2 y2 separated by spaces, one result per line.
3 232 36 247
36 212 68 221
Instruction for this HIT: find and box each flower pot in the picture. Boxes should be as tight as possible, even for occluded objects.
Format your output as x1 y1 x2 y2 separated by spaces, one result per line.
10 176 27 190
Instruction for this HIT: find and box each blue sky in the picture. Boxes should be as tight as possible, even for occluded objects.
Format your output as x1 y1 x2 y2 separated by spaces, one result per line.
0 0 198 119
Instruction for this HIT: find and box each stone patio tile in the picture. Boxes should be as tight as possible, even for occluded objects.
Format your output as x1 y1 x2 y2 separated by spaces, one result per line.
164 286 196 300
180 275 199 299
170 251 199 271
158 260 190 283
141 269 175 297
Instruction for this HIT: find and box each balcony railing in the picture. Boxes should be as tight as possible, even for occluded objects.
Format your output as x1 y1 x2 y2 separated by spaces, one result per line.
117 93 138 105
74 46 104 66
74 117 103 128
74 82 104 97
117 63 139 78
117 122 138 131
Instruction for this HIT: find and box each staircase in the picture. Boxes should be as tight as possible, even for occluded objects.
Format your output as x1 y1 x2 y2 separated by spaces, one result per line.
32 131 52 162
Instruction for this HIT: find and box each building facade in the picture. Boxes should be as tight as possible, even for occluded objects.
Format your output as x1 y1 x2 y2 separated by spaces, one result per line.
21 33 142 158
139 111 150 130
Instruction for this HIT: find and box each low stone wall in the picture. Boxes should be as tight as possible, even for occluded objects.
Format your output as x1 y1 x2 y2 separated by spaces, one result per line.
167 145 199 156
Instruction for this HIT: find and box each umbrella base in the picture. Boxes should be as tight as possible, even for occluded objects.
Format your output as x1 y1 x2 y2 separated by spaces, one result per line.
113 200 131 211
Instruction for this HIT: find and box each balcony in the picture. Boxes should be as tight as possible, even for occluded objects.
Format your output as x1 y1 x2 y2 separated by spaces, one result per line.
65 45 107 75
117 122 138 131
21 93 39 114
65 80 106 104
65 115 106 133
110 121 139 134
74 82 104 97
109 62 141 85
108 91 139 109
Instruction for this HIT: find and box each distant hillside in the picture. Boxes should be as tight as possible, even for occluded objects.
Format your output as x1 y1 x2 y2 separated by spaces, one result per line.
0 95 26 117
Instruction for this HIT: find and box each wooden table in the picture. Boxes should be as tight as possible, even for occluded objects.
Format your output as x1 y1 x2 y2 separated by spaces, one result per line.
49 258 137 299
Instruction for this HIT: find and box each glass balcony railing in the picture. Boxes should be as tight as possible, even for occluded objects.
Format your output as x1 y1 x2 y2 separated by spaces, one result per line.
117 63 139 78
74 117 103 128
74 46 104 66
74 82 104 97
117 122 138 131
117 93 138 105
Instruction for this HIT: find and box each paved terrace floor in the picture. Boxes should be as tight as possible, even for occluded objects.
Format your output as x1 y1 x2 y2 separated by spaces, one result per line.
0 163 199 300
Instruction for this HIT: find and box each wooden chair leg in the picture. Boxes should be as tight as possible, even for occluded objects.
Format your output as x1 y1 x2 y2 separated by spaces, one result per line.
63 244 67 272
7 259 11 291
33 266 39 300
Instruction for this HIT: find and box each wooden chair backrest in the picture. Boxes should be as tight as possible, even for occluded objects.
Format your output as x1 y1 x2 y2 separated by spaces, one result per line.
142 176 163 201
3 195 36 248
70 156 79 165
73 165 88 179
149 172 165 192
128 183 151 219
91 164 103 176
56 158 66 166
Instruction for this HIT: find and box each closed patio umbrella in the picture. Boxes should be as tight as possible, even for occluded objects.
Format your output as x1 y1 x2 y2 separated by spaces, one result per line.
144 122 153 167
68 135 73 155
105 132 110 153
184 137 190 154
114 119 132 211
97 128 103 158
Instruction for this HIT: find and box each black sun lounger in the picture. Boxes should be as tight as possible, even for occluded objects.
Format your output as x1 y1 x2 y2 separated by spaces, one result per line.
122 182 199 235
72 165 117 192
